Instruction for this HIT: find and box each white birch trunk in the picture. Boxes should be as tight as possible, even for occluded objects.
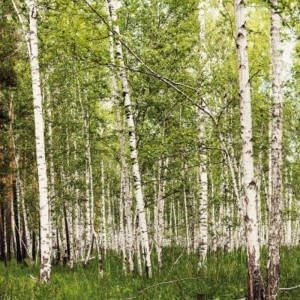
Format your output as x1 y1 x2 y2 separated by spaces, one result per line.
84 156 92 262
65 134 74 268
172 196 178 245
154 174 159 251
73 140 82 261
107 192 113 250
156 158 168 269
117 109 134 271
60 169 68 264
136 230 143 276
28 0 50 281
219 201 225 250
267 1 283 297
107 1 134 271
197 0 208 267
183 185 190 254
94 231 103 278
88 136 95 255
234 0 264 297
107 0 152 278
46 97 59 265
101 161 107 252
196 105 208 267
78 95 93 264
119 179 127 274
209 170 217 251
13 141 32 260
256 168 263 248
12 0 51 279
67 205 74 268
286 186 292 246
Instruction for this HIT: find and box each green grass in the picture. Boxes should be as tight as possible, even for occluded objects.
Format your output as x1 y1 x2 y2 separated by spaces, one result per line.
0 247 300 299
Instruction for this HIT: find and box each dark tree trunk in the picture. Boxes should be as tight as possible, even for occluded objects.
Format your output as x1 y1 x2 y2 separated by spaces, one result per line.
56 228 60 264
13 179 22 263
6 204 11 261
0 204 7 264
21 215 27 259
64 204 70 261
32 229 36 262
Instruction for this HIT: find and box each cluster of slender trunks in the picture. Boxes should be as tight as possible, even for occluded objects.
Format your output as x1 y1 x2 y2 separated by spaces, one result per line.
0 0 285 299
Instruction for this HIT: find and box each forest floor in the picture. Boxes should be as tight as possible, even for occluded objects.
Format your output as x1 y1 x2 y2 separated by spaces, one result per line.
0 247 300 299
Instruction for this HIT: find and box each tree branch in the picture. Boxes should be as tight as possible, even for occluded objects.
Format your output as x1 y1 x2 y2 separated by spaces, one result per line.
124 277 201 300
11 0 31 55
280 284 300 291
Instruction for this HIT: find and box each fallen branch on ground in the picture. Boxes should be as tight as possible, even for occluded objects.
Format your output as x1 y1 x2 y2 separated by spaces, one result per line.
124 277 201 300
29 274 38 281
280 284 300 291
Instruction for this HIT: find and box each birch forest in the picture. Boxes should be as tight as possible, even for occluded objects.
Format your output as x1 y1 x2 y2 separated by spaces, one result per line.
1 0 300 299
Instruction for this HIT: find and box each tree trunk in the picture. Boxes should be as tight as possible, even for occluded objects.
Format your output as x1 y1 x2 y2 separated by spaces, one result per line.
267 0 283 298
156 158 168 269
107 7 134 268
0 204 6 263
197 105 208 268
284 184 292 246
119 178 127 274
101 161 107 253
107 0 152 278
183 183 190 254
197 0 208 267
12 179 22 263
16 145 32 260
12 0 52 281
233 0 264 298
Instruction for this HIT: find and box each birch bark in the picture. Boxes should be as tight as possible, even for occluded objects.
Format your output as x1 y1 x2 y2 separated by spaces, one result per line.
15 147 32 260
197 2 208 266
73 140 83 261
27 0 51 281
101 161 107 252
267 0 283 298
119 179 127 274
65 134 74 268
233 0 264 298
107 0 134 271
116 106 134 270
183 184 190 253
78 92 94 264
107 0 152 278
12 0 51 278
197 107 208 268
285 185 292 246
156 158 168 269
172 195 178 244
47 96 59 264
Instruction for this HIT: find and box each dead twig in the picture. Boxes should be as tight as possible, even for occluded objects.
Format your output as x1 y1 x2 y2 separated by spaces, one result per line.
124 277 201 300
280 284 300 291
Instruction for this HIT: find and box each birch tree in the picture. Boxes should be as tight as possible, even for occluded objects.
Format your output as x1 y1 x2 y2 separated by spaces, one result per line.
267 0 283 298
197 0 208 269
233 0 264 298
155 158 168 269
12 0 51 281
107 0 152 278
107 2 134 272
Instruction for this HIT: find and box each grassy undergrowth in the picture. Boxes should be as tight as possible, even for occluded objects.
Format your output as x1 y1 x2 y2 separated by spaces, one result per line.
0 246 300 299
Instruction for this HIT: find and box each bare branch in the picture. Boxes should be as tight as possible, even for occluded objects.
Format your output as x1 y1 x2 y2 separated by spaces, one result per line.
124 277 201 300
280 284 300 291
11 0 31 55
